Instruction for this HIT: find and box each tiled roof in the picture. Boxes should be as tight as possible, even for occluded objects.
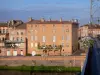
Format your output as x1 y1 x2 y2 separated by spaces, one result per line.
8 20 23 27
81 24 100 29
27 20 78 24
16 23 26 29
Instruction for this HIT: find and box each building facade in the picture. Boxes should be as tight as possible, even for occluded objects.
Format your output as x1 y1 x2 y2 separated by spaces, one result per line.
78 24 100 38
26 18 79 55
0 23 8 56
0 20 27 56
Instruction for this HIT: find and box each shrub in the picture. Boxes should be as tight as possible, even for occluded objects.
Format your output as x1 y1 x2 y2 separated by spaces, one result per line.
26 53 32 56
35 54 41 56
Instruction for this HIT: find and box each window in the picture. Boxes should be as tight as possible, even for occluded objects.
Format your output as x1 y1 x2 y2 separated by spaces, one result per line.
53 29 56 33
35 36 37 41
35 30 37 33
62 24 64 27
31 24 33 28
53 24 55 27
21 32 23 35
62 43 64 47
21 37 23 41
43 25 45 32
0 38 1 41
35 25 38 27
31 36 34 41
53 24 56 33
4 29 7 33
66 43 69 47
53 36 56 42
31 43 33 48
3 29 5 33
13 37 14 41
62 36 64 40
53 44 55 48
17 37 19 41
66 36 70 40
10 36 13 40
1 29 3 33
43 36 46 42
31 30 33 35
35 43 38 47
0 29 1 33
6 29 8 33
43 27 45 32
17 32 19 35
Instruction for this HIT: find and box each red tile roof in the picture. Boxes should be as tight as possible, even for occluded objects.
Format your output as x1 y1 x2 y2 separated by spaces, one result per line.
81 24 100 29
16 23 26 29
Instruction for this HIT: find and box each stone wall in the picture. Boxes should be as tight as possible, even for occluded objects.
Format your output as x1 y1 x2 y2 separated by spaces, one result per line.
0 56 85 67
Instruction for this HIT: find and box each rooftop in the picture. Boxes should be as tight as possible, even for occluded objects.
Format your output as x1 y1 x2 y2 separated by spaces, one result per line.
27 18 78 24
80 24 100 29
0 23 7 27
16 23 26 29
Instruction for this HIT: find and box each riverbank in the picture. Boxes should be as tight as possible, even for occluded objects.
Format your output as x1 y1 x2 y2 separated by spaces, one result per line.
0 66 81 72
0 56 85 66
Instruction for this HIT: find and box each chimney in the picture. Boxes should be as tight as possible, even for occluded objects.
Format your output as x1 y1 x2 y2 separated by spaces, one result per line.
41 18 45 22
60 18 62 22
29 17 33 22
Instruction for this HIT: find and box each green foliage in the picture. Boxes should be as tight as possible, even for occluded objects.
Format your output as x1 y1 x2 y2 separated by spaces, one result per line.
80 38 94 49
37 42 41 49
0 66 81 72
26 53 32 56
35 54 41 56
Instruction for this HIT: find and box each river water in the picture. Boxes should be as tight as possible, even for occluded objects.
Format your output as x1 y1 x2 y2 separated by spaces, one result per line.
0 70 80 75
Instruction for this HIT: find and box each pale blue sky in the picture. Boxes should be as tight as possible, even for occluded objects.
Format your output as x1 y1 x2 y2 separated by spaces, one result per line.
0 0 90 25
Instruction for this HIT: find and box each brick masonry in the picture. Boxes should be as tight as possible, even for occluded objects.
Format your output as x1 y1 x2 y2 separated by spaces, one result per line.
0 56 85 67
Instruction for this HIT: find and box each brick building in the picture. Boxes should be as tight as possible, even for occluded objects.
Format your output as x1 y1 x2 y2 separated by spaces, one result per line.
0 23 8 56
78 24 100 38
4 20 26 56
26 18 79 55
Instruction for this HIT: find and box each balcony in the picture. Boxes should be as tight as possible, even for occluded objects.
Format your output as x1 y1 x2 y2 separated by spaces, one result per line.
4 40 25 48
5 40 25 43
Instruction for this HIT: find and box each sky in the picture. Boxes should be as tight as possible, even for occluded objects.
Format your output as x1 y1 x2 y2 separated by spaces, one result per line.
0 0 91 25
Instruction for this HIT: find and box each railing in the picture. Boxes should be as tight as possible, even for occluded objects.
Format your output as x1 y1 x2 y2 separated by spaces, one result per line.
5 40 25 43
81 40 100 75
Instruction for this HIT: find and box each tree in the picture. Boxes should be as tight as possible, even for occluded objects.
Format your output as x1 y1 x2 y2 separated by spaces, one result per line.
47 45 53 55
79 37 94 52
37 42 41 49
59 45 62 56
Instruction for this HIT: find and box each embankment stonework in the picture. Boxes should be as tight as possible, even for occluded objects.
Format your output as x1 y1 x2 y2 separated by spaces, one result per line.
0 56 85 67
